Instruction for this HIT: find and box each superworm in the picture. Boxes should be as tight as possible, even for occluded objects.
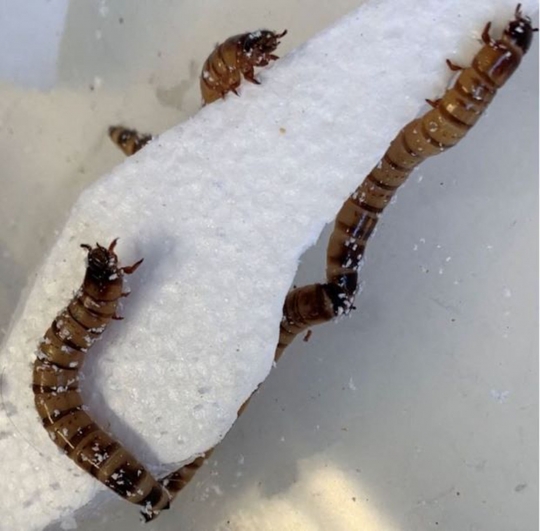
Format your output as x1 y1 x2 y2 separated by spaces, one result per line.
32 240 171 521
277 4 537 355
158 5 537 502
108 126 153 156
200 29 287 104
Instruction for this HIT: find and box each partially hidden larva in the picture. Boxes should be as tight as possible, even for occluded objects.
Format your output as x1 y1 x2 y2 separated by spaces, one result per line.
200 29 287 104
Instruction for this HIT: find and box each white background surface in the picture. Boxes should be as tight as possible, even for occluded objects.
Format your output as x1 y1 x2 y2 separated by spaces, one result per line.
0 1 538 530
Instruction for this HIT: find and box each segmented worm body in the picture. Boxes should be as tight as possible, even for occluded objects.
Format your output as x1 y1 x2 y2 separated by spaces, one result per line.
277 5 536 355
108 126 153 156
32 240 171 521
200 29 287 104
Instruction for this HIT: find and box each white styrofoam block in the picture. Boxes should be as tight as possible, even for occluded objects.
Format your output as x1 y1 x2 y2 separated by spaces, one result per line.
0 0 536 529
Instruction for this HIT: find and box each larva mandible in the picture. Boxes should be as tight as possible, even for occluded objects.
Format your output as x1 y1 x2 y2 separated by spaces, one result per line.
104 5 536 513
32 240 171 521
108 126 154 157
200 29 287 105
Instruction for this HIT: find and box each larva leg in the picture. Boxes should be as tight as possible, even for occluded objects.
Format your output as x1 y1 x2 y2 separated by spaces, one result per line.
120 258 144 275
481 22 494 46
427 59 464 109
108 238 119 252
243 67 261 85
446 59 463 71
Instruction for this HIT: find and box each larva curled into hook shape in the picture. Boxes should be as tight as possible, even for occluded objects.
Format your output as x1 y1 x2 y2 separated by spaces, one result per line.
158 5 537 501
32 240 171 521
200 29 287 105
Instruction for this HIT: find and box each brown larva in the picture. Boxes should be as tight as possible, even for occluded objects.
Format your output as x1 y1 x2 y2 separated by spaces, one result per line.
200 29 287 105
32 240 172 521
108 126 153 156
278 4 536 354
150 6 537 504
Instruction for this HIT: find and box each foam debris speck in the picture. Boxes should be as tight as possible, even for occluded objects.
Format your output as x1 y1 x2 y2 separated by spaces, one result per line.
0 0 535 529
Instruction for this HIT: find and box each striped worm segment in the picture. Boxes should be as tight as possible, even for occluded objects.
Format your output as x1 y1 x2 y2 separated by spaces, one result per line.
160 450 215 499
200 29 287 105
32 240 171 521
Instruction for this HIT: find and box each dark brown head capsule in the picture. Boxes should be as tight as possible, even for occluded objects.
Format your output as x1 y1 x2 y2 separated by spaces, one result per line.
504 4 537 53
81 240 120 281
241 29 288 66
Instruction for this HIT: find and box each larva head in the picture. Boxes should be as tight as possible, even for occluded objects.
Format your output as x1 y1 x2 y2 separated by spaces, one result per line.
108 126 151 156
81 240 120 281
504 4 536 53
242 29 287 66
